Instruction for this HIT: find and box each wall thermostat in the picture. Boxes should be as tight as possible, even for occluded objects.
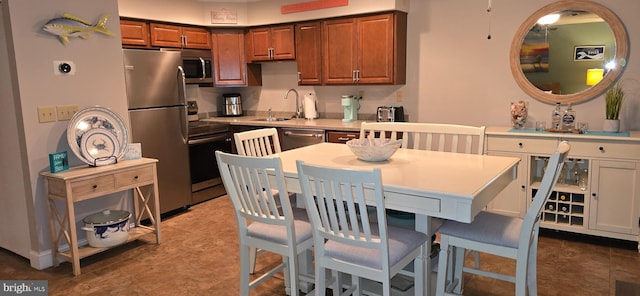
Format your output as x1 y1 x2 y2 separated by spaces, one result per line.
59 63 72 73
53 60 76 75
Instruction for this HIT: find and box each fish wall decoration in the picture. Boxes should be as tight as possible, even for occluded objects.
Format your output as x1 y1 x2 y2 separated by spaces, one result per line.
43 13 115 45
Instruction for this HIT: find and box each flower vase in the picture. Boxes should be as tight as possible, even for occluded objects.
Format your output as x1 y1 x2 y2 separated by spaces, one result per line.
603 119 620 133
510 101 529 129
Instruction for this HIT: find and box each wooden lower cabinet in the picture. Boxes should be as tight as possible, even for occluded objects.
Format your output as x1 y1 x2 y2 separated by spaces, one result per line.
326 131 359 144
486 128 640 251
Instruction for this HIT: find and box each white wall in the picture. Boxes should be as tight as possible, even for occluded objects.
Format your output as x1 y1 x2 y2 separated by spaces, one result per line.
2 0 131 269
0 3 31 259
119 0 405 26
412 0 640 130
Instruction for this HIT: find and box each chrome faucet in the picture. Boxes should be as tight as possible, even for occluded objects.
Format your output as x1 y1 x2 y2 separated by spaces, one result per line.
284 89 301 118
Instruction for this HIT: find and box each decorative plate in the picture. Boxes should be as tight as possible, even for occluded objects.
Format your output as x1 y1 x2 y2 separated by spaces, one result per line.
67 106 128 166
80 129 121 166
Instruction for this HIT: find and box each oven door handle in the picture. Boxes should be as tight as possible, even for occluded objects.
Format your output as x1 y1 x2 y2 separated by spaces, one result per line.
188 135 231 145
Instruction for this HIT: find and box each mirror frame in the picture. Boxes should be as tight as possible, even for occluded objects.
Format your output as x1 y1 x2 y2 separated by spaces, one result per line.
510 0 629 104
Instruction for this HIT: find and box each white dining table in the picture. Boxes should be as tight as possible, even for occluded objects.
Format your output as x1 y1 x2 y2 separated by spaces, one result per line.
273 142 520 296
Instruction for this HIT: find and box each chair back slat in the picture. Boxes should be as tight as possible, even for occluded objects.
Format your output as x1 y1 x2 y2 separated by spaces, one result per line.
360 122 486 154
234 128 282 157
216 151 291 226
297 161 387 250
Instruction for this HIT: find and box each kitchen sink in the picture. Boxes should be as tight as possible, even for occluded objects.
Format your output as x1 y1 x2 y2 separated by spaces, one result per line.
252 117 292 122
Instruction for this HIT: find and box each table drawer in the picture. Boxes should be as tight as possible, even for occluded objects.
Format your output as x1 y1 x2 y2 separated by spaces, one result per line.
71 175 115 197
115 166 154 188
487 136 557 154
568 140 640 160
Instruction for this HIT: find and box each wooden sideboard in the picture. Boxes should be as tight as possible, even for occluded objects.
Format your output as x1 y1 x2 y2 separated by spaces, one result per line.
486 127 640 251
41 158 162 275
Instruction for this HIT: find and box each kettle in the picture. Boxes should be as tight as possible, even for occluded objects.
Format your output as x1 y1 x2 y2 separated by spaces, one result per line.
220 93 243 116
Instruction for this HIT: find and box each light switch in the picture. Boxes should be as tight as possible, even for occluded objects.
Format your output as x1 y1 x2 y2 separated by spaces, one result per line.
37 106 56 123
57 105 79 121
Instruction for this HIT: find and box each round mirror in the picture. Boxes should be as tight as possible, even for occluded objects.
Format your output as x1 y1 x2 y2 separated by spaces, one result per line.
510 0 629 104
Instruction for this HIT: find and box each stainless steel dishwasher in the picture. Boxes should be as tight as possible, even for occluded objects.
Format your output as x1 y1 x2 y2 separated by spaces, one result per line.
280 128 325 151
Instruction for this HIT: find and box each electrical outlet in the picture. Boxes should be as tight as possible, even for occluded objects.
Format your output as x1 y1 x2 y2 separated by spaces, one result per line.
396 91 404 102
358 90 364 99
57 104 79 121
37 106 57 123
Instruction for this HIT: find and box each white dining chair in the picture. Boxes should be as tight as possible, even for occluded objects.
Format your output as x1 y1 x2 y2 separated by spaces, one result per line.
360 121 486 266
359 122 485 154
435 141 571 296
233 127 284 274
296 160 428 296
215 151 314 296
234 127 281 157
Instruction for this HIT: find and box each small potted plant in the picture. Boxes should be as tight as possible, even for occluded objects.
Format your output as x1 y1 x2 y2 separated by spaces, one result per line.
604 83 624 132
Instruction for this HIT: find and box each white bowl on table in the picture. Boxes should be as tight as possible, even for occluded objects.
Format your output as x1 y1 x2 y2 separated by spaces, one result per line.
346 138 402 162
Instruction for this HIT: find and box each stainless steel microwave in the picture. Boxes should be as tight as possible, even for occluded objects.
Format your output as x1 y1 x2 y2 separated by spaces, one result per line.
180 49 213 84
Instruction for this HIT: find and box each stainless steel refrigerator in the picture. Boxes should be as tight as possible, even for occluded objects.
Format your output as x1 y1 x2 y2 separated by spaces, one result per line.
123 49 191 214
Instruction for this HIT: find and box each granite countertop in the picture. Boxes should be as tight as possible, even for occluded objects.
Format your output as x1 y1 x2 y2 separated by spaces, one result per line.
201 116 368 131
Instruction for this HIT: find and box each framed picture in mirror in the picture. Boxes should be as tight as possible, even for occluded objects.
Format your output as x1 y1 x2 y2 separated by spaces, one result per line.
574 46 605 61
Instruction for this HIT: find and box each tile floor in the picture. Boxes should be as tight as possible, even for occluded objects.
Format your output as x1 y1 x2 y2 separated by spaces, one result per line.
1 195 639 295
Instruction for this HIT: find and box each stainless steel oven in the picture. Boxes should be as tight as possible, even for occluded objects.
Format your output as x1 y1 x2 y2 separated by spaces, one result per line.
188 121 232 204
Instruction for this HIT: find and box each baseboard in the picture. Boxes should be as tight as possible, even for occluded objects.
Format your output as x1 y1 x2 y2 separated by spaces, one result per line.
28 238 89 270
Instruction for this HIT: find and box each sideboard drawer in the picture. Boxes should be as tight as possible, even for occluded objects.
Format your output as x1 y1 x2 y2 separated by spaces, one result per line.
487 136 557 154
71 175 115 198
568 140 640 160
115 166 154 188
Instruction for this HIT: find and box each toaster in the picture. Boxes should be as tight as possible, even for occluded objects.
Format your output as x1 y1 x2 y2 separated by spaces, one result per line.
377 106 405 122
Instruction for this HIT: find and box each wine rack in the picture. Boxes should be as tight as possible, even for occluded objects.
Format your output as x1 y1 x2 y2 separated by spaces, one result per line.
534 189 585 227
530 156 588 229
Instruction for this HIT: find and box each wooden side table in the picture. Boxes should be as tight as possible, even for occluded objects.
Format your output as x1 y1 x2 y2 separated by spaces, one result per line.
41 158 161 275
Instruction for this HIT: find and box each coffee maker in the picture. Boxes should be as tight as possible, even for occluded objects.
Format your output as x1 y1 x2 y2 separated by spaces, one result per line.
341 95 359 122
219 93 243 116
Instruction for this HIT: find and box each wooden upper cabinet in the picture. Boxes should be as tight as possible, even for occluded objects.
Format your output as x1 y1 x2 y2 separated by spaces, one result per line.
295 22 322 85
182 27 212 49
120 20 150 47
322 18 358 85
150 23 211 49
323 12 407 85
247 25 295 61
212 29 261 87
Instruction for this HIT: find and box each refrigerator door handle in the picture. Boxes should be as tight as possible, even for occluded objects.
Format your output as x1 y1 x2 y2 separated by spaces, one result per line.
177 66 188 144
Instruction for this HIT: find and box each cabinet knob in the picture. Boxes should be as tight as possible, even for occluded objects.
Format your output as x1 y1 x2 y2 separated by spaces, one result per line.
134 176 139 179
518 142 523 148
599 146 604 152
92 184 98 189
